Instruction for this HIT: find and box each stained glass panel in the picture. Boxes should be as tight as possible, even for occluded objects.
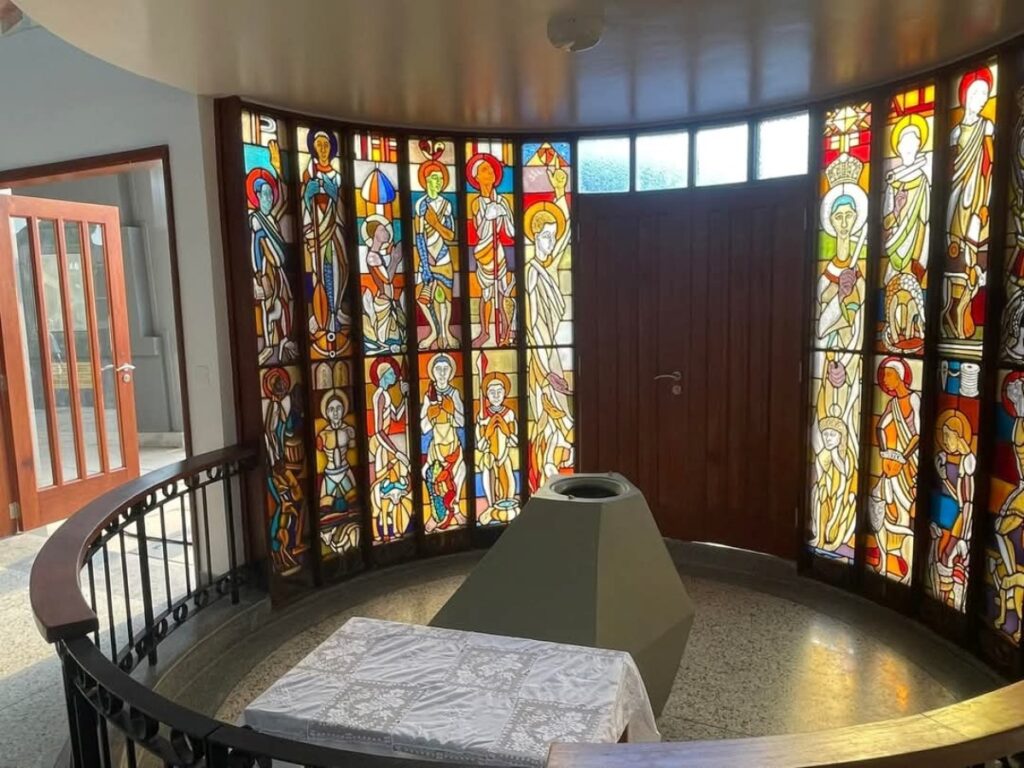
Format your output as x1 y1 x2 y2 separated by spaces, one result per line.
1001 73 1024 364
408 138 461 351
527 347 574 494
866 356 923 583
815 102 871 352
364 356 413 543
472 349 521 524
926 359 982 611
877 86 934 355
808 350 863 562
353 132 406 355
985 369 1024 642
419 352 468 532
938 60 998 360
465 139 516 348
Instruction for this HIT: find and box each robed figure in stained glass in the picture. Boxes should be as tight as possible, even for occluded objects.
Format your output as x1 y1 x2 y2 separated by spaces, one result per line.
369 357 411 541
882 116 930 354
943 68 995 342
248 142 298 365
363 216 404 353
414 148 457 350
1002 86 1024 362
868 358 919 582
992 373 1024 642
302 130 350 350
476 359 519 524
468 154 516 346
263 367 306 573
420 354 466 532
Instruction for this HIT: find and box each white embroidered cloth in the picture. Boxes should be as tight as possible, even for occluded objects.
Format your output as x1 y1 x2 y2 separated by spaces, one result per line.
243 617 660 767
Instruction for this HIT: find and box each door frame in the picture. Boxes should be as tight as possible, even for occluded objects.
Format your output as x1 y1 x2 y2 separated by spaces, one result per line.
0 146 194 458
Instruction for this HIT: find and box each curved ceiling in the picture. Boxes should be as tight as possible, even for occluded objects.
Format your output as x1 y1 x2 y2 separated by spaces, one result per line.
17 0 1024 131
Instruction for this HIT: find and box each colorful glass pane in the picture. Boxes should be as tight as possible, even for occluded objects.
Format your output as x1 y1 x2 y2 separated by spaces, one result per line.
472 349 521 524
938 60 998 359
419 352 468 532
808 350 863 562
364 355 413 544
526 347 574 494
465 139 517 348
353 132 406 355
242 110 308 575
865 356 923 583
1001 73 1024 364
408 138 461 351
877 86 934 355
985 369 1024 643
815 102 871 352
926 359 982 611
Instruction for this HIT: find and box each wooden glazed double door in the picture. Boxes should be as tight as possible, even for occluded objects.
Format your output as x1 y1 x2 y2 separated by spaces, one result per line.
577 180 808 559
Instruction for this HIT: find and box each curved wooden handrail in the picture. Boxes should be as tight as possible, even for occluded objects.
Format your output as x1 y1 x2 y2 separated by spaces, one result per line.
548 679 1024 767
29 445 256 643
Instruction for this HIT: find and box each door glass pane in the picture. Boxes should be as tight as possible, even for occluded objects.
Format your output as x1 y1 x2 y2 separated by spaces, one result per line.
38 219 79 480
65 221 101 476
89 223 123 469
10 218 54 487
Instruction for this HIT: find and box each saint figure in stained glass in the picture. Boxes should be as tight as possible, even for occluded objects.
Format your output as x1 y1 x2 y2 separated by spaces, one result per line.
818 156 868 349
317 389 356 513
868 357 920 582
992 372 1024 641
420 353 467 532
363 215 404 352
414 144 458 349
263 366 307 573
302 130 350 352
468 153 516 346
248 144 298 366
368 357 411 541
943 67 996 345
1002 86 1024 362
476 355 519 524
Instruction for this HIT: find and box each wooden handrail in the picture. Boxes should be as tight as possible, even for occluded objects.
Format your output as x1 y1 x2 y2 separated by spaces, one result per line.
29 445 256 643
548 679 1024 767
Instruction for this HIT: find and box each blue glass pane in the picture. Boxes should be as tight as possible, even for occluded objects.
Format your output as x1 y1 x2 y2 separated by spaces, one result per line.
578 137 629 193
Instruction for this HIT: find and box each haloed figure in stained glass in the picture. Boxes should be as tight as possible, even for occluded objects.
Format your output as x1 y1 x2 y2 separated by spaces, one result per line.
303 131 350 345
869 358 920 582
421 354 466 532
943 68 995 341
929 408 977 608
248 143 298 365
317 390 356 515
476 365 519 524
415 153 457 350
818 157 867 349
363 216 404 353
993 373 1024 642
469 154 516 346
882 116 930 353
369 357 411 541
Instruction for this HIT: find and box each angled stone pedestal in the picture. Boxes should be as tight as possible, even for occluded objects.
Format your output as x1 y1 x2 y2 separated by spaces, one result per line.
430 473 694 716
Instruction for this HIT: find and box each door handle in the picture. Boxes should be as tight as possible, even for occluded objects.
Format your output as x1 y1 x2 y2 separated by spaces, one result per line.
653 371 682 382
115 364 136 372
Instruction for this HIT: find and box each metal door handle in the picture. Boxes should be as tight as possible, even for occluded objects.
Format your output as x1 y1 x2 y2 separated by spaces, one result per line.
653 371 682 382
116 364 136 372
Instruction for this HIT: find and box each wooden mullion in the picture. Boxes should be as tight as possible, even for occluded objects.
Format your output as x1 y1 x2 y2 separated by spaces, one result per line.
77 218 111 475
513 137 530 506
455 138 478 532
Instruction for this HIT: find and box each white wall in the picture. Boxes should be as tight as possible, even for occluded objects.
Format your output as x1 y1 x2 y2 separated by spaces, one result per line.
0 27 235 453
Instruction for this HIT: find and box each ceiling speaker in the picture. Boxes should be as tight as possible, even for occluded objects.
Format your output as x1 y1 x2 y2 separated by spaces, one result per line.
547 10 604 53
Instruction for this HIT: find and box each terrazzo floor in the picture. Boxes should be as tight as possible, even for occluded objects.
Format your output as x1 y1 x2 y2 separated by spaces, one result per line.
213 547 1004 742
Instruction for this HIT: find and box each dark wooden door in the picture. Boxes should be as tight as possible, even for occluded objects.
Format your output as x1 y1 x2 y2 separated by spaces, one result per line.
577 179 808 559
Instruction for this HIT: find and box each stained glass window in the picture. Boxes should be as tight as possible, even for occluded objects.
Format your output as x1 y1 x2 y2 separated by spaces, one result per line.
465 139 517 348
757 112 809 179
635 131 688 191
866 356 922 583
419 352 468 532
695 123 749 186
523 141 575 493
1001 72 1024 365
807 102 872 563
938 60 998 360
242 110 310 576
364 355 413 543
473 349 521 524
926 359 981 611
578 137 629 194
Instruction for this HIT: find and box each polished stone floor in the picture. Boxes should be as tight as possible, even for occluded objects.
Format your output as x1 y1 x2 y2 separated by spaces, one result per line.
213 545 1003 742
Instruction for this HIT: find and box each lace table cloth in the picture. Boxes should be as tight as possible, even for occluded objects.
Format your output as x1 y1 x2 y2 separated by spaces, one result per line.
243 617 660 767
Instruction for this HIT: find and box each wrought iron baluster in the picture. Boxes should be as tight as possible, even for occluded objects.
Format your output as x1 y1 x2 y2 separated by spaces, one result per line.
201 484 213 588
135 512 158 666
223 468 240 604
101 544 117 662
117 529 134 651
158 501 172 612
86 556 98 646
180 487 192 598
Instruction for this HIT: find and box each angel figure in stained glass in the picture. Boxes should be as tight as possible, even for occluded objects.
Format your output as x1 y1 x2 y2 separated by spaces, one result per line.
302 131 350 347
414 147 457 349
369 357 411 541
943 68 995 341
868 358 919 582
248 143 298 365
421 354 466 532
882 115 930 353
476 358 519 524
362 215 405 353
469 154 516 346
992 373 1024 641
